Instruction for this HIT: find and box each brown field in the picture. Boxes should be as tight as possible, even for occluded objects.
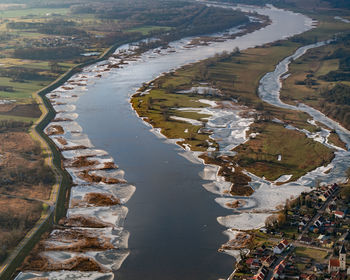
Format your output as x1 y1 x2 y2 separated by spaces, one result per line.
0 102 55 265
0 196 43 263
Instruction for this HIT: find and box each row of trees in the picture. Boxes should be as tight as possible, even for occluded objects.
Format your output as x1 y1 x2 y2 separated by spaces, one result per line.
71 1 249 38
0 120 32 132
13 46 82 60
0 67 52 82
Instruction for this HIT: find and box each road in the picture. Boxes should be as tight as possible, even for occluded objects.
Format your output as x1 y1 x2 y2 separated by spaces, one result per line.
298 188 339 241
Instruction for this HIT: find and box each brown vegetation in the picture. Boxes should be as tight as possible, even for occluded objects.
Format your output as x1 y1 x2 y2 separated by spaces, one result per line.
21 253 106 272
0 104 41 118
102 162 117 170
84 193 120 207
226 200 246 209
78 170 125 184
56 137 68 145
58 215 113 228
61 145 88 151
0 196 43 263
70 156 97 168
46 125 64 135
70 193 120 208
44 228 114 252
219 232 252 251
199 154 253 196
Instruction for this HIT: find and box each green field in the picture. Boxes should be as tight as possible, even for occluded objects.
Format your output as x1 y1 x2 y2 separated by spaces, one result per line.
127 25 172 35
0 8 69 18
295 247 329 263
234 122 334 181
0 76 51 102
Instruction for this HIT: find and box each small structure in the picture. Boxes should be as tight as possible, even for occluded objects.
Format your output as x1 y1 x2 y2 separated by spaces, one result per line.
334 211 345 219
261 255 276 268
271 259 287 279
273 239 289 254
300 236 312 244
246 258 261 270
253 266 268 280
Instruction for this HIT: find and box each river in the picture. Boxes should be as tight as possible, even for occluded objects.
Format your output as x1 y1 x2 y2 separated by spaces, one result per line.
17 3 320 280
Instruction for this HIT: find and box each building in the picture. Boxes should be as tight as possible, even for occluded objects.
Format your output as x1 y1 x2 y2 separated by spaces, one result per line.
273 239 289 254
334 211 345 219
339 244 346 271
328 244 347 273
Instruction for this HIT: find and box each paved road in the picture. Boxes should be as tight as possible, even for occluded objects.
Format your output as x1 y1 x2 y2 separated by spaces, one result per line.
265 250 290 280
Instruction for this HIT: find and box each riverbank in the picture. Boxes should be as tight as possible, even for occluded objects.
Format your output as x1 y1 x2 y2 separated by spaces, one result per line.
14 6 271 279
129 8 350 267
279 31 350 132
131 41 335 192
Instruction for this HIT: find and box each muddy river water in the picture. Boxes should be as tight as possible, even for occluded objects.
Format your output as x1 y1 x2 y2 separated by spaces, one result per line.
17 3 350 280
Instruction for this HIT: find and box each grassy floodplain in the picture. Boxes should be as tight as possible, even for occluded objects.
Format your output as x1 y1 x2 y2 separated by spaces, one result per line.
132 15 350 192
280 32 350 134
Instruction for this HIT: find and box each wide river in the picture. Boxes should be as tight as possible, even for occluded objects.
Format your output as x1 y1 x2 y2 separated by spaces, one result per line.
72 4 314 280
17 3 320 280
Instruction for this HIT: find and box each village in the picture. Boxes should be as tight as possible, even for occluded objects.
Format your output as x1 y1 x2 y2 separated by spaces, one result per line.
232 182 350 280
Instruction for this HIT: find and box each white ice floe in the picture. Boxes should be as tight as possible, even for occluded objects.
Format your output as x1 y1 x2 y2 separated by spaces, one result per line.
0 99 15 105
51 134 93 150
334 16 350 23
88 250 130 271
202 181 232 196
218 213 271 230
62 148 109 159
15 271 114 280
170 116 203 126
198 99 217 107
178 151 204 165
55 112 79 121
199 164 220 181
274 174 292 183
67 205 128 227
178 86 220 95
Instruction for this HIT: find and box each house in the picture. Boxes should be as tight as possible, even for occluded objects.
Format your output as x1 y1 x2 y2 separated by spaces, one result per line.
273 239 289 254
330 183 339 192
262 255 276 268
319 184 337 201
300 236 312 244
314 218 324 227
313 264 325 274
334 211 345 219
326 204 337 214
330 271 347 280
246 258 261 270
253 266 268 280
322 239 334 249
272 259 287 279
300 274 317 280
319 191 330 202
329 259 341 273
